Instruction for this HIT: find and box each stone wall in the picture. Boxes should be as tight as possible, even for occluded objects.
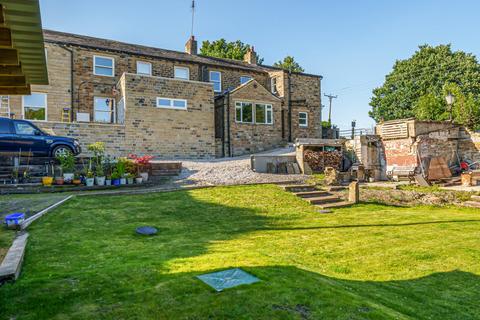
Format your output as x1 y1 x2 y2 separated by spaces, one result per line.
9 43 72 122
225 80 284 156
459 129 480 163
35 121 126 156
120 73 216 159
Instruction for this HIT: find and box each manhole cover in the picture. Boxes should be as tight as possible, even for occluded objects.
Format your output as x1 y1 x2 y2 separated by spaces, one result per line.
197 268 260 292
136 226 158 235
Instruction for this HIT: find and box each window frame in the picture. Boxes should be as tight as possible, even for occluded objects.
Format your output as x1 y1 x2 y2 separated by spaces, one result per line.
209 71 222 93
93 96 116 123
271 77 278 94
240 76 252 85
136 61 152 76
156 97 188 110
235 101 273 125
299 112 308 128
174 66 190 80
22 92 47 122
93 55 115 77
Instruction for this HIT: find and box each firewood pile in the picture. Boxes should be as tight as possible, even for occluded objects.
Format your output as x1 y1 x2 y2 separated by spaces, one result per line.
304 149 342 172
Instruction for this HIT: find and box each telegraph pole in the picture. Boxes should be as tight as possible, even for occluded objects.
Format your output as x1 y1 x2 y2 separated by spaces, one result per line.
324 93 338 125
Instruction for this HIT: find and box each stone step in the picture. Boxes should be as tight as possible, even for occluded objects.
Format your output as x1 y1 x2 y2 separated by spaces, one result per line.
463 201 480 208
327 186 347 192
317 201 354 209
151 169 181 177
294 190 330 198
307 195 342 205
282 184 316 192
470 195 480 202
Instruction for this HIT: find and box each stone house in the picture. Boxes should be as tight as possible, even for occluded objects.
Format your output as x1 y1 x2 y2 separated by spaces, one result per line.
3 30 323 158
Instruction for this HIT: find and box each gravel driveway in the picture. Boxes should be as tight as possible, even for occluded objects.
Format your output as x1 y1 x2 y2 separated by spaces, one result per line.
174 147 307 186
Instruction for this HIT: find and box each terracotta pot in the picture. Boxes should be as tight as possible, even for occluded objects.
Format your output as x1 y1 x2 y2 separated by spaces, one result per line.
72 179 82 185
55 177 64 185
42 176 54 186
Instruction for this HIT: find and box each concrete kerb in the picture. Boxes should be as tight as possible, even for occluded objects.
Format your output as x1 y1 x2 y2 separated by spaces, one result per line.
0 232 29 282
21 195 74 230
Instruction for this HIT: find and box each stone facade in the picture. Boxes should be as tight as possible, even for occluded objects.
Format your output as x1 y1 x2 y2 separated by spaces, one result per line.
5 30 323 158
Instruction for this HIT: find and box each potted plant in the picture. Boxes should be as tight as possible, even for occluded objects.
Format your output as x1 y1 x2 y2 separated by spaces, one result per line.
135 174 143 184
125 172 134 184
129 154 153 182
88 142 106 186
85 170 95 187
11 167 19 185
105 175 112 186
56 152 75 183
72 173 82 185
111 169 121 186
116 158 127 185
95 166 105 186
42 161 54 186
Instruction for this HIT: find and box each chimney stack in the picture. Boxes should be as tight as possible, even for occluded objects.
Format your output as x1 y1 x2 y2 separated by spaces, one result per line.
185 36 197 55
244 46 257 65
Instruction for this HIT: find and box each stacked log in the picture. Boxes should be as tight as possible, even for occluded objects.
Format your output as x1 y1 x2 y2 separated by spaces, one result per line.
304 149 342 172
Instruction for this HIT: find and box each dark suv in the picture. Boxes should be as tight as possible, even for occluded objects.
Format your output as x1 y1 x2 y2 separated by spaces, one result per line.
0 117 81 157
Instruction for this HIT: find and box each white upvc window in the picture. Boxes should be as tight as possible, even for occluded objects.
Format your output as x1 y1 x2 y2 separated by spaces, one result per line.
235 101 253 123
240 76 252 85
271 77 278 94
299 112 308 127
255 103 273 125
23 93 47 121
137 61 152 75
209 71 222 92
94 97 116 123
93 55 115 77
174 66 190 80
156 97 187 110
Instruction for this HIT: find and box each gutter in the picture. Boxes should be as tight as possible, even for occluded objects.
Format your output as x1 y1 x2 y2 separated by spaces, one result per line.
288 69 292 142
59 45 75 122
226 92 232 157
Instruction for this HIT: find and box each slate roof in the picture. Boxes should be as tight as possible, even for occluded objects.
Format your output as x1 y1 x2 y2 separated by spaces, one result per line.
43 29 322 78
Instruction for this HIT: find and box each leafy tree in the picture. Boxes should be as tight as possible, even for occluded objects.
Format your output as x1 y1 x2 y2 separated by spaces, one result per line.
273 56 305 72
369 44 480 126
200 39 263 64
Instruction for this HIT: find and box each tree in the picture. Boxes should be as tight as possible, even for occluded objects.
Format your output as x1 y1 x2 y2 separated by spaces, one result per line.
273 56 305 72
369 44 480 126
200 39 264 64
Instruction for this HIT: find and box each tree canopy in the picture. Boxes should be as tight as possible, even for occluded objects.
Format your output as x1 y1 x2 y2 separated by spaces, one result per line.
200 39 264 64
273 56 305 73
369 44 480 129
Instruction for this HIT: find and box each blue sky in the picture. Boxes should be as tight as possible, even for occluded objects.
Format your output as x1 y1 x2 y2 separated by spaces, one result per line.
39 0 480 130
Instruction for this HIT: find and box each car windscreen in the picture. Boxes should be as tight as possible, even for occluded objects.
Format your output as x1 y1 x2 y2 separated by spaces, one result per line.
0 119 12 134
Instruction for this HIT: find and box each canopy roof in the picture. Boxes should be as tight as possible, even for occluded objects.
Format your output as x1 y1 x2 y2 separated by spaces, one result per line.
0 0 48 95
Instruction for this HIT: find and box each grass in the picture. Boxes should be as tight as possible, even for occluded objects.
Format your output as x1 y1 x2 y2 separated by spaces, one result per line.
1 185 480 319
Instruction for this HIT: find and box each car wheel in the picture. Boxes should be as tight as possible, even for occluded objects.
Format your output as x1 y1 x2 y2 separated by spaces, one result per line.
52 145 73 158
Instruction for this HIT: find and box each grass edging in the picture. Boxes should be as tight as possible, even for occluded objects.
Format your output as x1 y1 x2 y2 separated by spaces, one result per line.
21 195 74 230
0 233 29 283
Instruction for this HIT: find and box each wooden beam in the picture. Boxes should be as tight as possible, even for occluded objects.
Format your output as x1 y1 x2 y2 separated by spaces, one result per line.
0 27 12 47
0 48 19 65
0 75 26 87
0 65 23 75
0 85 31 95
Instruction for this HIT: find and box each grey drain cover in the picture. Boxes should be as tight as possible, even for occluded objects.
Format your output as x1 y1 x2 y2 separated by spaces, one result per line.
136 226 158 235
197 268 260 292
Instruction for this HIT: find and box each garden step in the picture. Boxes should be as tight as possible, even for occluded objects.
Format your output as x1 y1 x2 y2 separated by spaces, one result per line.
306 195 342 205
151 169 181 176
282 184 316 192
470 195 480 202
294 190 330 198
463 201 480 208
327 186 347 192
316 201 354 209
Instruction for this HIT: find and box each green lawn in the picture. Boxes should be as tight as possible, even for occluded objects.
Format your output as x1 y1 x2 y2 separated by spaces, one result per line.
1 185 480 319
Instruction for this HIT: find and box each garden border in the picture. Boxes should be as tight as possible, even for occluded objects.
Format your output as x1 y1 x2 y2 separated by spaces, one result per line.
0 233 29 282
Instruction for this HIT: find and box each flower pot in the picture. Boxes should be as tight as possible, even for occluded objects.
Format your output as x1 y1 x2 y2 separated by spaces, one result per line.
105 179 112 186
85 178 95 187
42 176 54 186
112 179 121 186
63 173 74 183
73 179 82 186
135 177 143 184
127 178 134 185
55 177 65 185
140 172 149 182
95 176 106 186
120 178 127 185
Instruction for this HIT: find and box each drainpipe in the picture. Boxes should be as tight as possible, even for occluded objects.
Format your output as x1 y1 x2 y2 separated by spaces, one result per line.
226 92 232 157
288 69 292 142
60 45 75 122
